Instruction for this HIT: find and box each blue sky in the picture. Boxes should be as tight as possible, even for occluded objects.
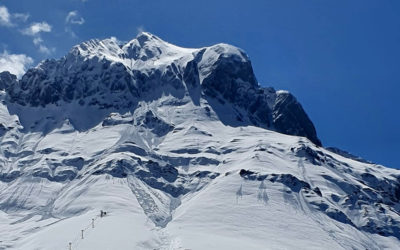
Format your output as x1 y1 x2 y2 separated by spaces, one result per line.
0 0 399 168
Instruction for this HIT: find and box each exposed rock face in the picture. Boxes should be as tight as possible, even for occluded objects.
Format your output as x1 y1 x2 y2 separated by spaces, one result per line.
2 32 320 145
0 71 17 90
273 91 322 146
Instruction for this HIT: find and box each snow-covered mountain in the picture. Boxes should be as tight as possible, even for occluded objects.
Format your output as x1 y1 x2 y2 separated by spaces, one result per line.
0 32 399 249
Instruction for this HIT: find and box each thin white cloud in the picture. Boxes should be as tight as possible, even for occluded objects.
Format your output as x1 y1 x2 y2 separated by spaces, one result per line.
137 26 145 34
0 6 29 27
66 11 85 25
21 22 55 54
0 50 33 78
13 13 29 22
65 11 84 38
0 6 12 26
65 26 77 38
22 22 52 36
33 37 43 45
31 37 55 55
22 26 55 55
38 44 55 55
1 6 52 55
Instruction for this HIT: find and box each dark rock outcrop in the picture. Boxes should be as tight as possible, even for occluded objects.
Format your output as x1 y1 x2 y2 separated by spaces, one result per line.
0 71 17 90
273 91 321 146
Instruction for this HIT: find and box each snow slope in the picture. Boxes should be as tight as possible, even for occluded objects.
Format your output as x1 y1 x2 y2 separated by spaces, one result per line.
0 33 399 249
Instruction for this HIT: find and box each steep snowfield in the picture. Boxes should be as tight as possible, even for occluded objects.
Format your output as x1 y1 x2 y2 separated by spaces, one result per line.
0 33 399 249
0 94 399 249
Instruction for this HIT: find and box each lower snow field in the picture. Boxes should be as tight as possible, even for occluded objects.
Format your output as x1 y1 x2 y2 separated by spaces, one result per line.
0 99 399 249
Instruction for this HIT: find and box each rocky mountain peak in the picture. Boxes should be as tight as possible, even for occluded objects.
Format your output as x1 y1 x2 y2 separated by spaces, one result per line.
2 33 400 249
1 32 321 145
